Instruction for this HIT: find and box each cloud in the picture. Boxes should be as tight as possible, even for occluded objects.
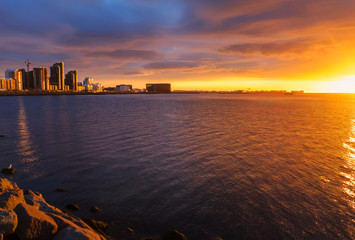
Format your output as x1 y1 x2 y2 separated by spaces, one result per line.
87 50 161 60
144 61 199 70
1 0 355 87
219 39 326 57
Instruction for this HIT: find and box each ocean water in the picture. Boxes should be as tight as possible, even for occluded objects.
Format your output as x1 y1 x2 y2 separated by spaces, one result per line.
0 94 354 240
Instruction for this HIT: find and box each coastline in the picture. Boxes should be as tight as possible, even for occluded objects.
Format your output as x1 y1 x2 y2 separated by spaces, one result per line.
0 91 307 97
0 177 187 240
0 91 144 97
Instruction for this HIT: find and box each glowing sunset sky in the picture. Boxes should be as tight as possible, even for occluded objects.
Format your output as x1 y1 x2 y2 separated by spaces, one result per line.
1 0 355 92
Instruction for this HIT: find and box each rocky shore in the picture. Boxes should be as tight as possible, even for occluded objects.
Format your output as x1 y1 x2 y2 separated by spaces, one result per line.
0 177 108 240
0 178 188 240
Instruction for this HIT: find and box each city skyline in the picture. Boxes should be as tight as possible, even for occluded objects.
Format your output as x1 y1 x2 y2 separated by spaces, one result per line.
0 60 106 92
1 1 355 92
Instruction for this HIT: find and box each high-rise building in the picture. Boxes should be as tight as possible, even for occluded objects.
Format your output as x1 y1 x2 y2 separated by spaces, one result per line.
33 68 49 90
19 69 28 90
50 62 64 90
5 69 23 90
65 70 78 91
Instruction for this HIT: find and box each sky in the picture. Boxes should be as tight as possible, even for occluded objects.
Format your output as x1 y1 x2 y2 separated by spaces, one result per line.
1 0 355 92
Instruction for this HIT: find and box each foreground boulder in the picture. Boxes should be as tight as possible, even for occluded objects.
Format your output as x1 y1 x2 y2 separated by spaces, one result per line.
14 203 58 240
0 179 25 210
0 208 18 235
53 225 102 240
0 178 107 240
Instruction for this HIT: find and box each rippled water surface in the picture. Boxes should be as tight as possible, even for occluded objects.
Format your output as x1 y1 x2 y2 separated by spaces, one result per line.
0 94 355 239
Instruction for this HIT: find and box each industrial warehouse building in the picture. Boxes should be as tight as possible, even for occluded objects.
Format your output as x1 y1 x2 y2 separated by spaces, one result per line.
146 83 171 93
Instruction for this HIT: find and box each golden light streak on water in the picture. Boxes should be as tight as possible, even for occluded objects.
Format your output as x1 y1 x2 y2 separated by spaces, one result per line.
16 98 40 177
342 119 355 209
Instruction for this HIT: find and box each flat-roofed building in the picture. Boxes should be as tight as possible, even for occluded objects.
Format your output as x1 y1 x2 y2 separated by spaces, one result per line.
50 62 64 90
0 78 6 90
5 78 16 90
115 84 132 92
77 85 85 91
65 70 78 91
33 68 49 90
5 69 23 90
146 83 171 93
93 83 103 92
49 84 58 91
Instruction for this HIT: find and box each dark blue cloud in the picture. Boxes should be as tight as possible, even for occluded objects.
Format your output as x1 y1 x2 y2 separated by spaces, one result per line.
87 49 161 60
144 61 198 70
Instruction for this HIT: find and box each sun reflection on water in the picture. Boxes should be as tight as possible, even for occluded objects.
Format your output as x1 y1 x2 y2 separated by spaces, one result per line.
16 98 40 177
342 119 355 209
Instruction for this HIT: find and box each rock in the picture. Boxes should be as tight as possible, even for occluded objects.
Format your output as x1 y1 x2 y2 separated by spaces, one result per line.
162 229 187 240
0 178 16 192
0 208 18 235
66 204 79 211
48 211 107 239
126 227 134 234
0 178 24 211
53 225 101 240
0 188 25 210
55 188 69 193
23 190 34 195
1 168 15 175
47 212 88 231
90 206 100 213
84 219 108 234
24 192 60 214
14 203 58 240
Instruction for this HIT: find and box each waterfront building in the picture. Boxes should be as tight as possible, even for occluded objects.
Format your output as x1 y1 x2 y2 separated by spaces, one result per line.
77 85 85 91
85 84 93 91
25 71 34 89
50 62 65 90
33 68 49 90
115 84 132 92
5 69 23 90
0 78 6 90
92 83 103 92
146 83 171 93
83 77 94 86
49 85 58 91
65 70 78 91
82 77 103 92
19 69 28 90
4 78 16 90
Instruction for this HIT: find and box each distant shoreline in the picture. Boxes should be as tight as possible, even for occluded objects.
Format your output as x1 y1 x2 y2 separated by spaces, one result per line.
0 91 307 96
1 91 352 97
0 91 145 96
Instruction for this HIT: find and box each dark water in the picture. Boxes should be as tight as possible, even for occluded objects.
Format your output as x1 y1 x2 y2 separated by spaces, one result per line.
0 94 354 239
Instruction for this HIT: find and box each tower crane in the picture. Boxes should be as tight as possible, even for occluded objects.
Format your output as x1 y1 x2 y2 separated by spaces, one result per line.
25 59 32 72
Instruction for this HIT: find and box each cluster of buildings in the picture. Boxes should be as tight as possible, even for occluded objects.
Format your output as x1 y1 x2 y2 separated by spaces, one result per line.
0 61 104 92
79 77 104 92
105 83 171 93
0 60 173 94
